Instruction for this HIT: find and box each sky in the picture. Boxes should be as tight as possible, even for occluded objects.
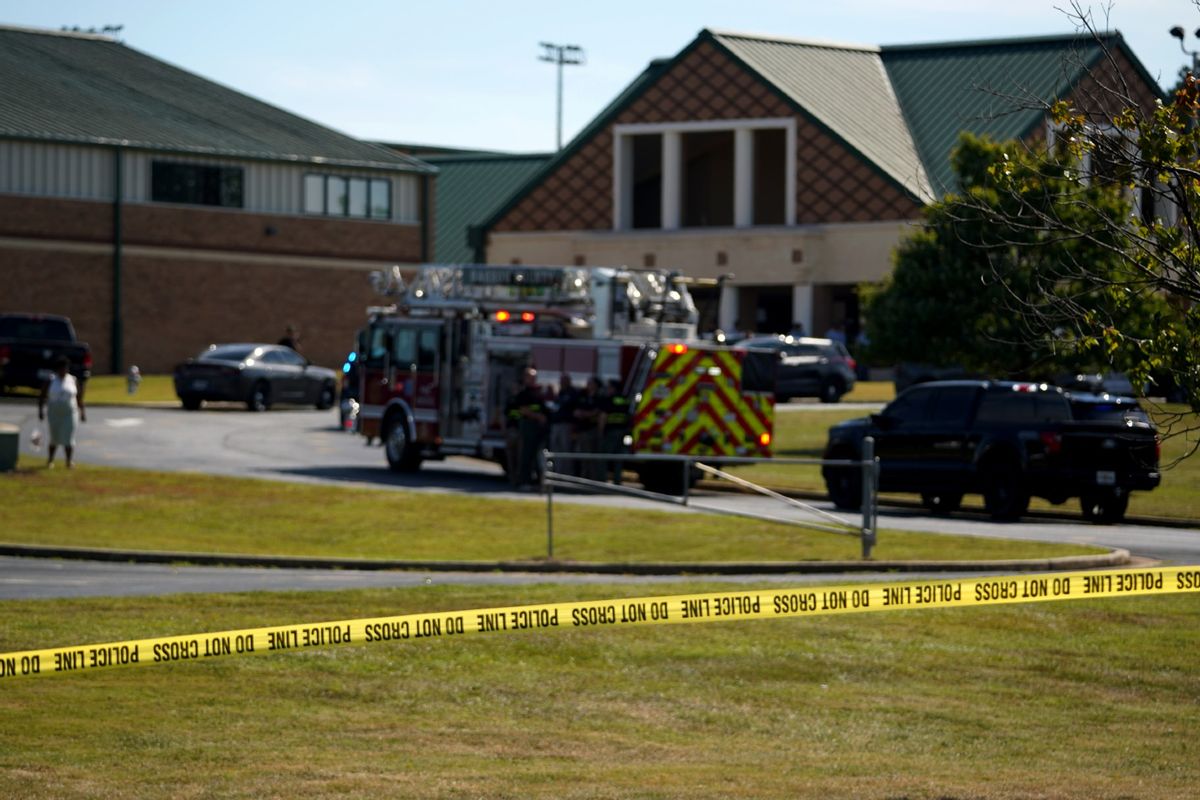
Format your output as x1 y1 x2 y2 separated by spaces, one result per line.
2 1 1199 153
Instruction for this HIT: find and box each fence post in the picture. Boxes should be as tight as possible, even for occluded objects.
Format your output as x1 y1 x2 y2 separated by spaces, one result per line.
860 436 877 559
683 458 692 506
543 450 554 560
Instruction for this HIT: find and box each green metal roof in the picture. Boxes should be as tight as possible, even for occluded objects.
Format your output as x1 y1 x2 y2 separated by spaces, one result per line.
710 30 934 202
881 33 1158 194
423 152 552 262
0 25 433 173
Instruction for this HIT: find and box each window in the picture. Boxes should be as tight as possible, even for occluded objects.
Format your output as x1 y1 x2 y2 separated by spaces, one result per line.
614 120 794 232
631 135 662 229
305 173 393 219
683 130 734 227
883 387 934 424
927 387 978 427
151 161 243 208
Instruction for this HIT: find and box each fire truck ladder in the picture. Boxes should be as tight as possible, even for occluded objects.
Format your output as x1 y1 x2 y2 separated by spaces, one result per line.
540 443 880 561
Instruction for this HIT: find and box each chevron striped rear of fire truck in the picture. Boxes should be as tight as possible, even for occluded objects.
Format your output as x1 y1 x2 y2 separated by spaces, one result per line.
632 344 774 459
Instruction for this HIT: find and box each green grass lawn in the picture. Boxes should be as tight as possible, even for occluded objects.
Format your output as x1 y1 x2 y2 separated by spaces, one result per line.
1 584 1196 798
0 465 1098 563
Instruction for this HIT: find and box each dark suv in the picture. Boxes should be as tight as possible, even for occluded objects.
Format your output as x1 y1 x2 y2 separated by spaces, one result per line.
738 335 856 403
822 380 1160 523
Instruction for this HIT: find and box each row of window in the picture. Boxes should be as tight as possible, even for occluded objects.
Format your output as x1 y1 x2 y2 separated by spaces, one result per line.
148 161 392 220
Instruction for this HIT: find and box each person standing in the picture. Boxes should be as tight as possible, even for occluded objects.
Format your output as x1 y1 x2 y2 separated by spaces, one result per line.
574 376 604 481
547 373 579 476
601 378 631 485
278 324 300 351
38 356 86 469
513 367 548 489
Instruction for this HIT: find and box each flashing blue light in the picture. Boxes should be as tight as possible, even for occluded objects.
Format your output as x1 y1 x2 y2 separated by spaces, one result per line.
348 352 357 362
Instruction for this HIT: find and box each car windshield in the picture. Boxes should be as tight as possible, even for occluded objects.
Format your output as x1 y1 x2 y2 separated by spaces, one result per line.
201 345 257 362
0 317 72 340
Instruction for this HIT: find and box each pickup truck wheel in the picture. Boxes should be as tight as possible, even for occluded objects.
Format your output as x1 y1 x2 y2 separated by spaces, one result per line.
824 453 862 510
1080 489 1129 524
981 465 1029 521
921 492 963 514
180 395 202 411
383 415 422 472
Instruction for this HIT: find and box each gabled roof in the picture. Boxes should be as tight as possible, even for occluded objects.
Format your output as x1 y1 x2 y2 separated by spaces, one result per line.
881 32 1164 194
423 152 553 263
708 29 934 203
0 25 434 173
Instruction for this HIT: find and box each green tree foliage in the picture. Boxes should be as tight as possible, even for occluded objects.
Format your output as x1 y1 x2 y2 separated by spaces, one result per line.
865 132 1163 381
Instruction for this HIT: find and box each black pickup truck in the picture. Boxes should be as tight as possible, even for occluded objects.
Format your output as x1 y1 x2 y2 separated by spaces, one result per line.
822 380 1160 523
0 313 93 391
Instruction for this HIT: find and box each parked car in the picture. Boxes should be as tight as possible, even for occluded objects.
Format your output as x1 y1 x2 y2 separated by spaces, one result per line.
1055 372 1138 398
0 312 92 391
173 343 337 411
822 380 1160 523
737 335 856 403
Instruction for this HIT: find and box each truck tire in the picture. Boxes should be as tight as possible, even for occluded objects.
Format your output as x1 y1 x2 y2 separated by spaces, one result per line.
383 414 422 472
638 463 697 496
921 492 963 514
981 461 1029 521
819 379 844 404
180 395 202 411
316 381 336 410
247 381 271 412
824 449 862 510
1080 489 1129 524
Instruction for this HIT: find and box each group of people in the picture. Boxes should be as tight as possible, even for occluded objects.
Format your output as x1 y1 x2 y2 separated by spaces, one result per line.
504 367 631 489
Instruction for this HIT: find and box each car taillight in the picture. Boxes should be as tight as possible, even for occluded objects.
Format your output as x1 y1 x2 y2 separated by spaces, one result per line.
845 356 857 372
0 344 9 364
82 352 93 370
1039 431 1063 455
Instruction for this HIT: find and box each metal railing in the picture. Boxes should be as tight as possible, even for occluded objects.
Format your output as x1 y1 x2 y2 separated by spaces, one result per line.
538 437 880 560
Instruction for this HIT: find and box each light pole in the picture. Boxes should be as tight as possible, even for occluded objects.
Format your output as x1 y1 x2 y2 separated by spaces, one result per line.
1169 25 1200 74
538 42 585 151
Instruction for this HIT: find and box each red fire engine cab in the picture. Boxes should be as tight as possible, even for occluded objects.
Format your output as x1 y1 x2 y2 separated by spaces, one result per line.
354 264 775 491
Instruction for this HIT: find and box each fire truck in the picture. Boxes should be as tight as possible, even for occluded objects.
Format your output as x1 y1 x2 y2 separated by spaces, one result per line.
353 264 775 492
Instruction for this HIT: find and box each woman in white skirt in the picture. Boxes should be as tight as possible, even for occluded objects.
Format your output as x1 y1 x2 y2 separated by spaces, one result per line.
37 356 87 468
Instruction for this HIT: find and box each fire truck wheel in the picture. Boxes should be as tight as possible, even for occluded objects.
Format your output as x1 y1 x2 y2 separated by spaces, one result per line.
638 463 698 496
316 381 335 410
247 381 271 412
384 416 422 472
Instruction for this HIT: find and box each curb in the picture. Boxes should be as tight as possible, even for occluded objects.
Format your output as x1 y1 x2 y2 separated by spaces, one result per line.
0 542 1132 575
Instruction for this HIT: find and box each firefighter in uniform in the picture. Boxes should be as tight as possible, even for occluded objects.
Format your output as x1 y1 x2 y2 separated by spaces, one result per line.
601 378 630 485
548 373 579 477
513 367 548 488
574 376 604 481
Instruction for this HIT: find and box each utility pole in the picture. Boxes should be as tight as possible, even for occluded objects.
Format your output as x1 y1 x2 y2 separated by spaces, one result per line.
1169 25 1200 73
538 42 585 151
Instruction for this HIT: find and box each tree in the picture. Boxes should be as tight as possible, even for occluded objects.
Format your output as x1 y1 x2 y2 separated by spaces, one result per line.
864 133 1164 381
870 6 1200 455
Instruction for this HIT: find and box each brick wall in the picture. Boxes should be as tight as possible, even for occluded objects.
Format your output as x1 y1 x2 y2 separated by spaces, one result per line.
0 194 421 375
0 195 422 262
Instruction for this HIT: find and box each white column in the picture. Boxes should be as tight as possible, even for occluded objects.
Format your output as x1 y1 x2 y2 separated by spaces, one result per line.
792 283 814 337
734 128 754 227
719 284 739 334
613 134 634 231
662 131 682 230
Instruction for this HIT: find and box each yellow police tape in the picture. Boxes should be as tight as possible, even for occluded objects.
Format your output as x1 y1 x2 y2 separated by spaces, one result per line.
3 566 1198 680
